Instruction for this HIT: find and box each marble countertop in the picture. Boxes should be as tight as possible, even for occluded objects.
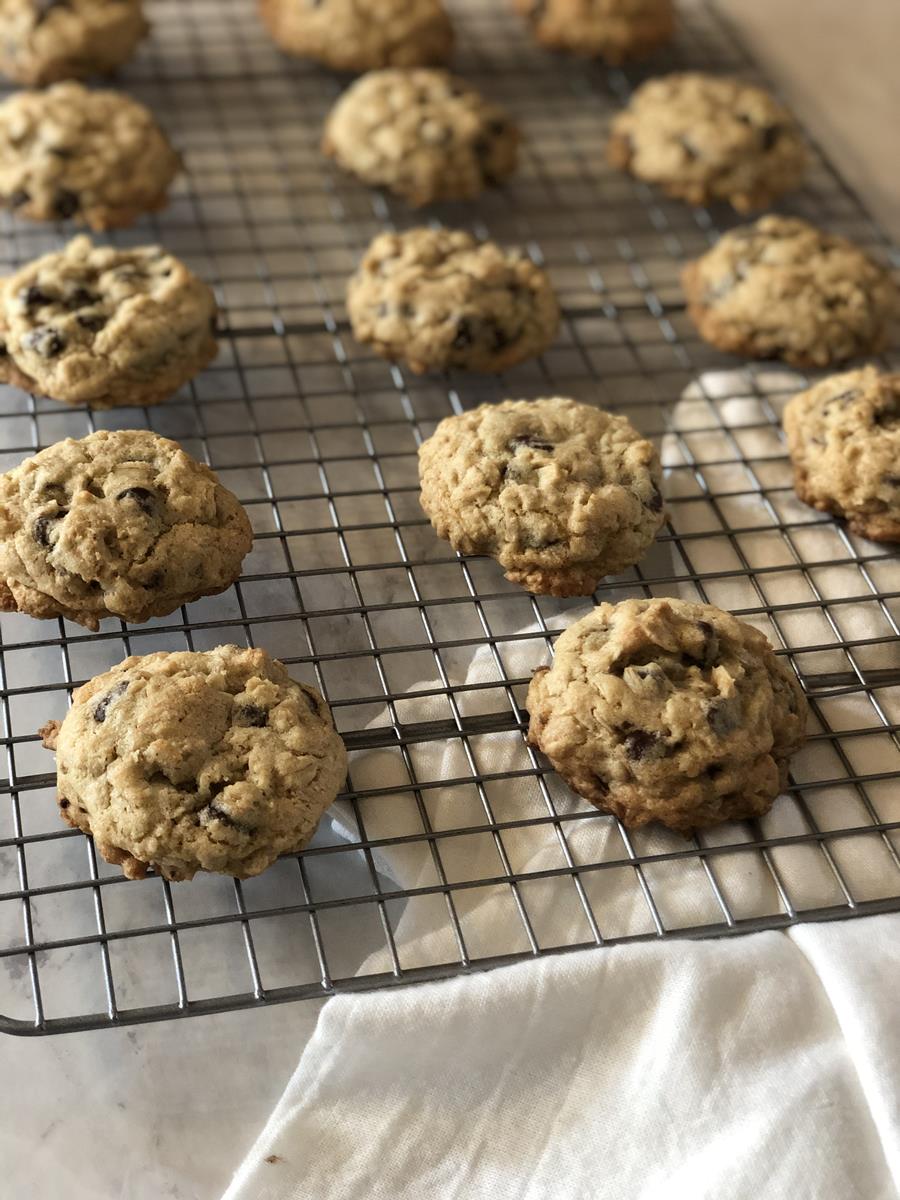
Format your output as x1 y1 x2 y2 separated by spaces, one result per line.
1 1000 324 1199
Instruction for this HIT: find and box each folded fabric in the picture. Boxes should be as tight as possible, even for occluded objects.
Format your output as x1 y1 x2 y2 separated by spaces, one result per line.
223 913 900 1200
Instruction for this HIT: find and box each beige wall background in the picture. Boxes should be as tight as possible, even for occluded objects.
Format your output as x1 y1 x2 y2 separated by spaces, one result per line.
715 0 900 240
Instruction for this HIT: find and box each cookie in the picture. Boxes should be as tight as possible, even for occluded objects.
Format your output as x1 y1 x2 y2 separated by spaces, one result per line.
513 0 674 63
0 82 180 229
347 228 559 374
682 216 900 367
783 366 900 542
0 237 217 409
419 398 664 595
607 73 806 212
0 429 253 630
322 68 519 207
0 0 148 86
258 0 453 73
39 645 347 881
527 597 808 833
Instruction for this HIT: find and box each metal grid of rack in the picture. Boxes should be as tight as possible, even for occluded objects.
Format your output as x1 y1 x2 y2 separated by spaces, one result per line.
0 0 898 1035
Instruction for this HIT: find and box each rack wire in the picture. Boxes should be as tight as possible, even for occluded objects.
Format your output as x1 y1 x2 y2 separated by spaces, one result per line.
0 0 898 1036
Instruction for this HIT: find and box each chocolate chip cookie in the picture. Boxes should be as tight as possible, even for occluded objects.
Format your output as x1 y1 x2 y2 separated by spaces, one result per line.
0 82 180 229
0 429 253 630
783 366 900 542
419 397 664 595
347 228 559 374
513 0 674 63
0 237 217 409
0 0 149 86
527 597 808 833
682 216 900 367
607 73 806 212
322 68 519 207
39 645 347 881
258 0 453 72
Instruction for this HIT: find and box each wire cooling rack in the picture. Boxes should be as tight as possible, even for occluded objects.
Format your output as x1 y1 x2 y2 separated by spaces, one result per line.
0 0 898 1036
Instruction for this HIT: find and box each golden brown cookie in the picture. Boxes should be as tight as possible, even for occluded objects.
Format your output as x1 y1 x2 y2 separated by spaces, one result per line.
783 366 900 542
40 645 347 881
527 598 808 833
419 397 664 595
0 429 253 629
682 216 899 367
347 227 559 374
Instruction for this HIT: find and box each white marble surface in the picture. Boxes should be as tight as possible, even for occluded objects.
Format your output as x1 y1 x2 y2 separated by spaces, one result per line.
1 1000 325 1200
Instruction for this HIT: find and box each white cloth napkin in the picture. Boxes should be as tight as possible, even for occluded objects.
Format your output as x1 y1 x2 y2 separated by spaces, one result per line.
223 371 900 1198
223 913 900 1200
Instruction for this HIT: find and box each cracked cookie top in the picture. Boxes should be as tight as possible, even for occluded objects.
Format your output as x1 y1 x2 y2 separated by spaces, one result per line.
513 0 674 63
682 216 900 367
0 82 180 229
40 645 348 881
323 68 519 207
347 227 559 374
0 429 253 629
527 597 808 833
607 73 806 212
783 366 900 543
0 236 218 409
258 0 453 72
419 397 664 595
0 0 148 86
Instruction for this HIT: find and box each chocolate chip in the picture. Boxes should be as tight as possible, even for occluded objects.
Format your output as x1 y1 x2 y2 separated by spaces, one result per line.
647 486 663 512
77 313 107 332
452 318 474 350
689 620 719 668
66 287 98 310
92 680 129 723
200 801 252 833
116 487 155 516
235 704 268 727
623 730 660 761
760 124 783 152
20 285 52 310
53 189 79 220
0 341 7 358
9 189 30 209
508 435 555 452
707 697 741 735
591 774 609 798
874 405 899 428
884 474 900 488
22 326 65 358
32 509 67 546
59 797 69 809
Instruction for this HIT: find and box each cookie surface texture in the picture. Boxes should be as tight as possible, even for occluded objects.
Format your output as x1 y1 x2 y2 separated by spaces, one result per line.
347 227 559 374
526 597 808 833
784 366 900 542
40 645 348 881
0 429 253 629
513 0 674 63
0 236 217 408
682 216 899 367
323 68 518 207
419 397 664 594
607 73 806 212
0 0 148 86
258 0 453 72
0 82 180 229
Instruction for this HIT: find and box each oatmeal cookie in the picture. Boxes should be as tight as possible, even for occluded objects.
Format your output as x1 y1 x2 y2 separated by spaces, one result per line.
40 645 347 881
